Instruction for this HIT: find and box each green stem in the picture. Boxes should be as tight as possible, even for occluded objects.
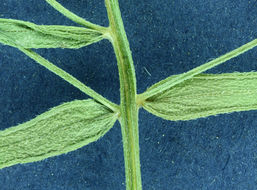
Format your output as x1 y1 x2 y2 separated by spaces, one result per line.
18 47 119 113
45 0 106 32
140 38 257 100
105 0 142 189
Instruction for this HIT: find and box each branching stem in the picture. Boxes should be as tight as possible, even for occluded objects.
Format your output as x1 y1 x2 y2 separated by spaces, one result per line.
105 0 142 189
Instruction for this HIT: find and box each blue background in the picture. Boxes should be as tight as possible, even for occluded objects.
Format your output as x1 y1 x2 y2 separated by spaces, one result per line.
0 0 257 189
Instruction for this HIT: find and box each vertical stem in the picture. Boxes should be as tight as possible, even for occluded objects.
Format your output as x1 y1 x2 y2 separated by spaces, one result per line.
105 0 142 189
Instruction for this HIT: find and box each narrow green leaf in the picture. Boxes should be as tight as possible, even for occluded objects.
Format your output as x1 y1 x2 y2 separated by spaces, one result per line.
139 39 257 100
0 99 118 169
0 18 103 49
142 72 257 121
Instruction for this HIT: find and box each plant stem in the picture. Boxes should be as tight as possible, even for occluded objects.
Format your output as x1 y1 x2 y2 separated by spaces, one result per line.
105 0 142 189
18 47 119 113
45 0 106 32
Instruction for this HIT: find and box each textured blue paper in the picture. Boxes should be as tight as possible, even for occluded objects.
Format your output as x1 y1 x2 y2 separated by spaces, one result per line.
0 0 256 189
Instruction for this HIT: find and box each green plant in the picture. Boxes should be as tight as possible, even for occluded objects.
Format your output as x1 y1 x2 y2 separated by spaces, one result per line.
0 0 256 189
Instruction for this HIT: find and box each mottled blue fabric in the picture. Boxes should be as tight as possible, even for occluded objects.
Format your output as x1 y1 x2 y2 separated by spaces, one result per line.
0 0 256 189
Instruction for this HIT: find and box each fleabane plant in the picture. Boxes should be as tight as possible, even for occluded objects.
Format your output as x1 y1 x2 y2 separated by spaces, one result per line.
0 0 256 189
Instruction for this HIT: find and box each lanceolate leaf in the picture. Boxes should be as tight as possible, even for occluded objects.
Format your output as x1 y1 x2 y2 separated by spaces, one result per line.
0 18 103 49
140 39 257 100
142 72 257 121
0 99 118 169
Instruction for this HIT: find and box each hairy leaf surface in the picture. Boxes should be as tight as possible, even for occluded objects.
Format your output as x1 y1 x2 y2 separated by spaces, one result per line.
0 99 118 169
142 72 257 121
0 18 103 49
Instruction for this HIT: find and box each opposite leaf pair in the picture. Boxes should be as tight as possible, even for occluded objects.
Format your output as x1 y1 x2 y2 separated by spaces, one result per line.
1 2 257 189
0 17 257 170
